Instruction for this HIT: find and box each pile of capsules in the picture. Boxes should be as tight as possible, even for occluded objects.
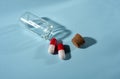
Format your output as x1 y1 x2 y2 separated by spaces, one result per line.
48 33 85 60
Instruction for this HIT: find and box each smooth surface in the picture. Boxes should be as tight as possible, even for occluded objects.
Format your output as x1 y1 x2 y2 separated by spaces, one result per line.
0 0 120 79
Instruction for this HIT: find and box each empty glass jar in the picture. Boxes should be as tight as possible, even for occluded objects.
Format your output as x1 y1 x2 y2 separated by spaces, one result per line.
20 12 53 40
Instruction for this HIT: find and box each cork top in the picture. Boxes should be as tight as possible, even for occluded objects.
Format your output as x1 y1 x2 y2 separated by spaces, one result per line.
72 33 85 48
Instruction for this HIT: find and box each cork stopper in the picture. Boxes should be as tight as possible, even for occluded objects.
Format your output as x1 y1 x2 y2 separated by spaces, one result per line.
72 33 85 48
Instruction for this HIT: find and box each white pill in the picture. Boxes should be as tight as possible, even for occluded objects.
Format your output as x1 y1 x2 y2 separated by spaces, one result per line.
48 45 55 54
58 50 66 60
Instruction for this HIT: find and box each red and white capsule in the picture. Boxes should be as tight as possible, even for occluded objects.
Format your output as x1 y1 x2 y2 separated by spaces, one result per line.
48 38 57 54
57 43 66 60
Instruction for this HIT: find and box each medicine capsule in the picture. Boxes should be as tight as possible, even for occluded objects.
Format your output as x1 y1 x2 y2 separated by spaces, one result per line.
48 38 57 54
57 43 66 60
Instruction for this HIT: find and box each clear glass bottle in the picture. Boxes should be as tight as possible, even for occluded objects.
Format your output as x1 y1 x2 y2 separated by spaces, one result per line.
20 12 53 40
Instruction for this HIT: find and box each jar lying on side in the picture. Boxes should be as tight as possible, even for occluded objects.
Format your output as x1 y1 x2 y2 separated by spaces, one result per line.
20 12 53 40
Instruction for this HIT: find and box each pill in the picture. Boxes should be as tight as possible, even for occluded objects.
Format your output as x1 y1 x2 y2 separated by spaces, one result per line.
57 43 66 60
72 33 85 48
48 38 57 54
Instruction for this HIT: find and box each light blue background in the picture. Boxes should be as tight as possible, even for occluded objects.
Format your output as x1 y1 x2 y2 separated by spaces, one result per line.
0 0 120 79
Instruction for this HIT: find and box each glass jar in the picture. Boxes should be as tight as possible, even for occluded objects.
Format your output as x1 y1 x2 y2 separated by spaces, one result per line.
20 12 53 40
